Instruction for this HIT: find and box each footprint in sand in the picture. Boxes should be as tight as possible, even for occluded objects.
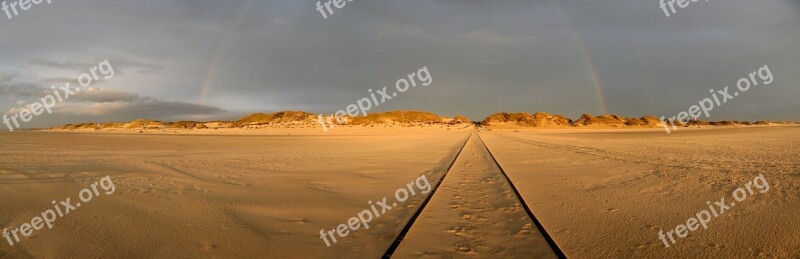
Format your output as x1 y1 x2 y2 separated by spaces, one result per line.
455 243 475 253
501 205 518 212
199 244 218 252
280 218 311 224
517 223 534 235
750 248 769 257
642 224 659 230
447 226 466 236
704 242 724 248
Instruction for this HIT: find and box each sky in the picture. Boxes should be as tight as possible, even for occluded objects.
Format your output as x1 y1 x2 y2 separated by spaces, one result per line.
1 0 799 128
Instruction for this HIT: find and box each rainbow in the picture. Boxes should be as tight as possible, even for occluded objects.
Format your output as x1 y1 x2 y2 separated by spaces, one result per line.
198 0 611 115
549 0 610 115
199 0 254 103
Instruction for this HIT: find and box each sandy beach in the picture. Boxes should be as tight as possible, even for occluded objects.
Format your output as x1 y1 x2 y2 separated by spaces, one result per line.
0 126 797 258
480 126 800 258
0 128 472 257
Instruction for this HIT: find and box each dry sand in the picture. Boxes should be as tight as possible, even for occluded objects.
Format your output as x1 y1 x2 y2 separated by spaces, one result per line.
392 133 556 258
480 126 800 258
0 128 471 258
0 126 798 258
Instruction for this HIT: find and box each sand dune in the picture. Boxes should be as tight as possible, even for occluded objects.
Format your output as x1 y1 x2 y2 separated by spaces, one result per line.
45 110 798 135
47 110 472 132
480 111 798 129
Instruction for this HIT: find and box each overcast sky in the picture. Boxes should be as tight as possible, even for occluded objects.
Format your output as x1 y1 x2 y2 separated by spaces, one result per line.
1 0 799 128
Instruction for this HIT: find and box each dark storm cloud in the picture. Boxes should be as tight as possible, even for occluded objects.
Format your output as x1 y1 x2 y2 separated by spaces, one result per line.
5 88 227 129
0 83 48 98
28 57 163 75
0 75 49 97
1 0 799 126
82 98 226 120
69 88 140 103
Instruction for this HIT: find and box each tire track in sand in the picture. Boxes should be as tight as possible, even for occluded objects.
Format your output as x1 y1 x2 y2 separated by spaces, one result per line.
385 132 564 258
381 132 471 258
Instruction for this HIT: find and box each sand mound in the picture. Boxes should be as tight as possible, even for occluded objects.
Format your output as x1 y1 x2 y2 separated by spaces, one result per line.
478 112 796 129
51 121 160 131
125 119 167 130
708 121 738 126
45 110 799 132
451 116 471 124
685 120 710 126
46 110 470 132
230 111 316 127
481 112 572 127
573 114 665 127
348 111 450 126
202 121 234 129
169 121 209 129
98 123 125 129
52 123 98 130
574 114 628 126
626 116 664 126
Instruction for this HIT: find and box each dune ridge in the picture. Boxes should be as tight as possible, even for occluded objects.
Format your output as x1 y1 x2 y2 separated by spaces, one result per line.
480 112 799 129
48 110 472 131
46 110 798 132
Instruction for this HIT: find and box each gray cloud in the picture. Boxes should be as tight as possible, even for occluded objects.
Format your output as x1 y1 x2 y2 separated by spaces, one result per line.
10 98 229 129
66 88 227 118
28 57 162 75
1 0 799 126
43 77 80 84
8 95 227 129
0 75 49 97
3 85 227 128
76 98 226 120
69 88 140 103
